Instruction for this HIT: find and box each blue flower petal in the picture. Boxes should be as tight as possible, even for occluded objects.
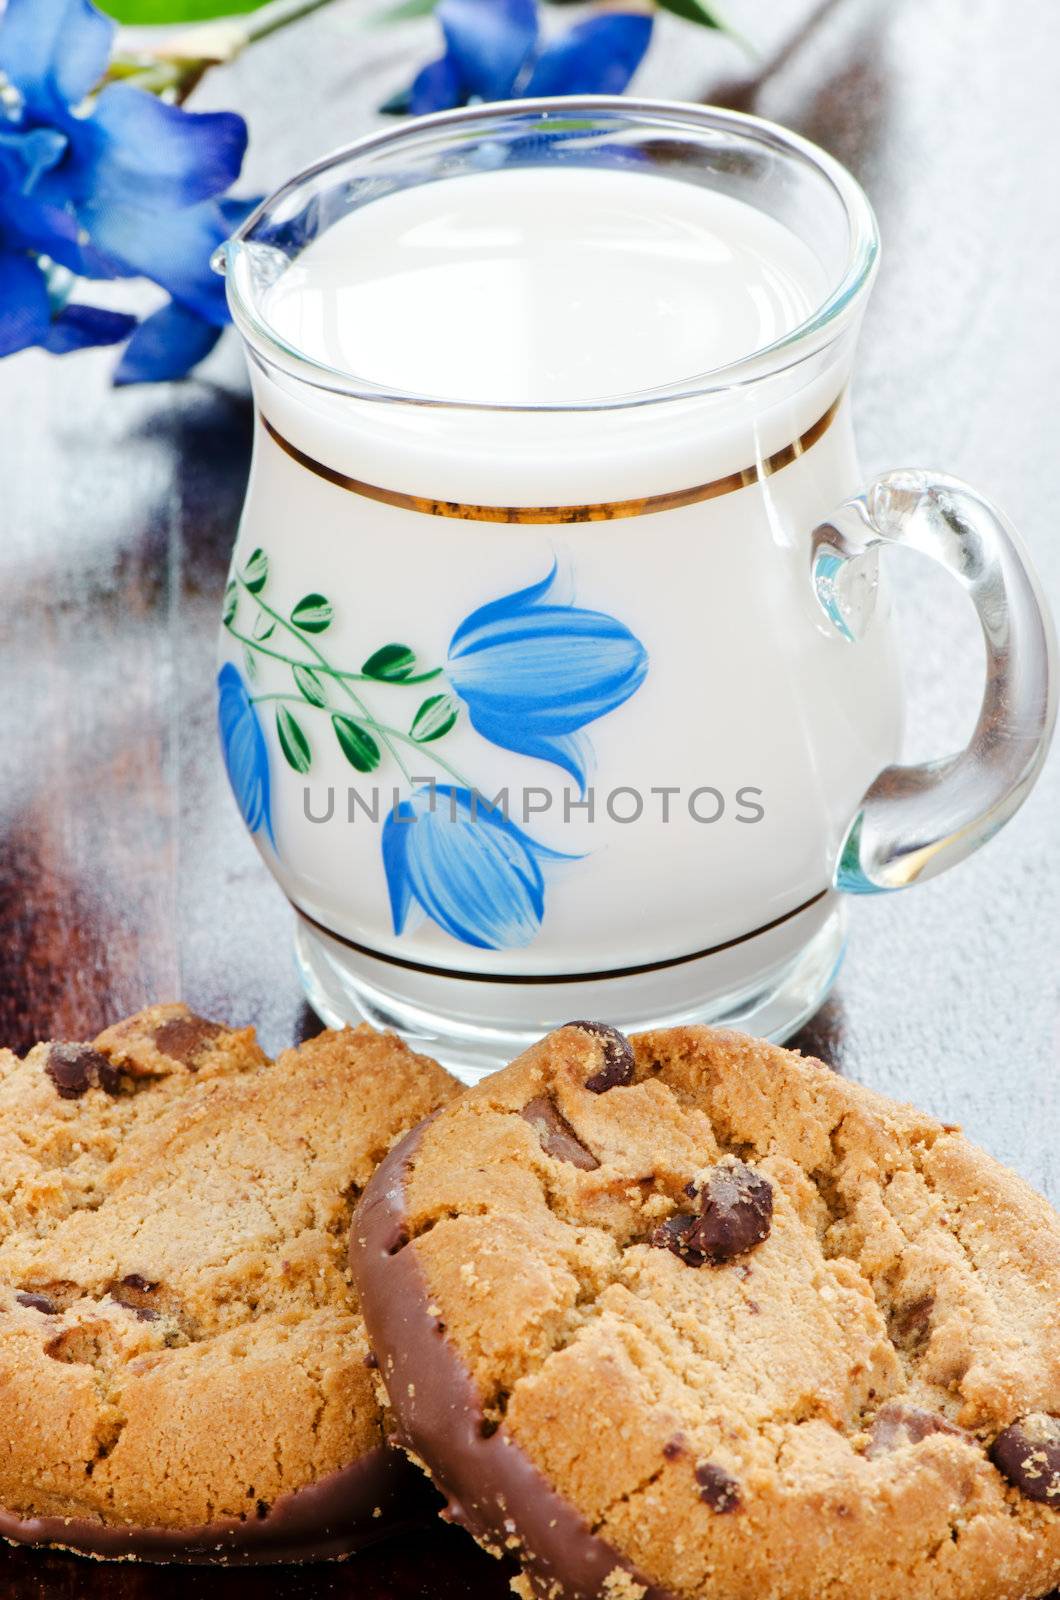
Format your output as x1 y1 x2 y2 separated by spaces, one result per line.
381 786 572 950
524 11 653 96
381 799 417 935
82 197 232 322
0 251 50 357
42 302 136 354
466 713 592 791
0 0 114 116
0 126 68 194
113 299 222 385
409 54 465 115
63 85 247 212
436 0 537 100
217 662 274 846
447 563 649 787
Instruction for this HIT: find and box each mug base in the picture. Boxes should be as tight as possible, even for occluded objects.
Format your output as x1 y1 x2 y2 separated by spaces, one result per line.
293 896 847 1085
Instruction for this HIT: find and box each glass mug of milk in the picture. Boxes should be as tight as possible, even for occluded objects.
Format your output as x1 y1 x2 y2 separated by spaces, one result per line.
215 99 1054 1079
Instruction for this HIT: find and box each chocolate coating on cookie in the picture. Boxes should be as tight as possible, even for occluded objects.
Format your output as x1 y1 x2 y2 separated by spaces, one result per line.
565 1022 635 1093
44 1044 122 1099
351 1123 676 1600
0 1447 428 1563
990 1414 1060 1507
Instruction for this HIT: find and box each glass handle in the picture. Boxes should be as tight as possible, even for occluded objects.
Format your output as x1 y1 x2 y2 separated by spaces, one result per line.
812 470 1057 893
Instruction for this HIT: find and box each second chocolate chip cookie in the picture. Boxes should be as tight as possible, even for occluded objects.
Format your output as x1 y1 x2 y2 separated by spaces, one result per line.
351 1023 1060 1600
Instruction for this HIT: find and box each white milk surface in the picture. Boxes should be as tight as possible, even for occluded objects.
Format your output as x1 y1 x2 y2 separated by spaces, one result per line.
261 167 829 404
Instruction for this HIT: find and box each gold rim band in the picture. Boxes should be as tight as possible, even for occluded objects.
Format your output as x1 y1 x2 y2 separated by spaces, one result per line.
261 392 843 525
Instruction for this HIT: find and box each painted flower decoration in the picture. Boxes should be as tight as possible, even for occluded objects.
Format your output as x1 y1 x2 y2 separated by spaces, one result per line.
0 0 250 380
447 561 648 789
382 785 573 949
392 0 653 115
217 663 274 847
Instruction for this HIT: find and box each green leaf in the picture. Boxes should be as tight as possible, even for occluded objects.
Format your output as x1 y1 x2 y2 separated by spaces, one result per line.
276 706 311 774
252 611 276 642
242 547 269 595
292 663 327 708
96 0 266 20
652 0 725 27
222 581 237 628
333 715 381 773
410 692 459 743
362 643 417 682
243 645 258 682
290 593 333 634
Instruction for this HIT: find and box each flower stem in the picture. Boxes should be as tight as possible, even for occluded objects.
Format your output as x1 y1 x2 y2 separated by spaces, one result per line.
235 577 414 783
251 692 474 787
242 0 344 43
225 623 440 685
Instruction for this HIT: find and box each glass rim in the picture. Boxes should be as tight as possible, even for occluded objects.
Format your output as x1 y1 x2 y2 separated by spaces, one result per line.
219 96 880 414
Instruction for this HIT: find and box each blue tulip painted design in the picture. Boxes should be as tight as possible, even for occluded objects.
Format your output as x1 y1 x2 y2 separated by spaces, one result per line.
217 662 274 847
446 561 648 789
222 550 648 946
382 786 576 950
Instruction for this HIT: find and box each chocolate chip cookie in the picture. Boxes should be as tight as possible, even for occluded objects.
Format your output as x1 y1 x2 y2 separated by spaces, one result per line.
0 1003 457 1562
351 1024 1060 1600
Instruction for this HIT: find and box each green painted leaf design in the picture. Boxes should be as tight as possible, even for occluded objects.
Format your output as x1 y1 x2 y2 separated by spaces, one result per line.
652 0 725 26
410 692 459 742
242 548 269 594
222 581 237 627
276 706 311 773
362 643 417 682
252 611 276 642
333 715 381 773
243 645 258 682
292 663 327 708
290 593 333 634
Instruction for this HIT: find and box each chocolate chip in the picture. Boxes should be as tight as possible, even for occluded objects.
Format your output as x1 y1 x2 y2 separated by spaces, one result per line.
866 1402 971 1459
108 1275 161 1320
520 1096 599 1171
15 1292 58 1315
654 1161 773 1268
120 1274 157 1295
890 1293 935 1351
650 1212 707 1267
564 1022 635 1093
691 1161 773 1265
695 1462 741 1513
153 1014 222 1067
364 1351 379 1370
990 1413 1060 1506
44 1044 122 1100
662 1434 685 1461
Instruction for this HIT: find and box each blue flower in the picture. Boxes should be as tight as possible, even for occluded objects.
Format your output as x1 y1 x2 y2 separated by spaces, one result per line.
0 0 249 379
217 663 274 848
382 785 573 949
394 0 653 115
446 562 648 790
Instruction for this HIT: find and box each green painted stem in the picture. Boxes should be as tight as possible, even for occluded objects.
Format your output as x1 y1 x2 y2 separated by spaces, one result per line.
250 692 473 788
235 576 413 783
225 623 441 686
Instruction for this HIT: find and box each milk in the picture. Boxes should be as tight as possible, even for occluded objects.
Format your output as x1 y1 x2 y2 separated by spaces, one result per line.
261 167 829 405
222 130 902 1075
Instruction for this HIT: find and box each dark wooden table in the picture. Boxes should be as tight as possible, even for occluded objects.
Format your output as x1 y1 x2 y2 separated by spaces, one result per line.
1 0 1056 1592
